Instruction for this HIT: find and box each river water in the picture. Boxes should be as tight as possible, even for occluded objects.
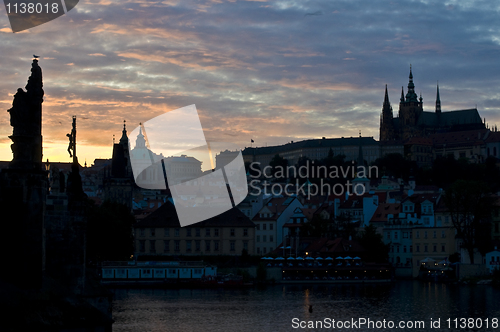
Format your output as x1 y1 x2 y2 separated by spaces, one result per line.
111 281 500 331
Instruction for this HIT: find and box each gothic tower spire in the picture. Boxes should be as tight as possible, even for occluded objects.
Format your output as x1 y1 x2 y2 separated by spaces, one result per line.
380 84 396 141
435 82 441 114
119 119 128 147
383 84 390 106
405 65 418 102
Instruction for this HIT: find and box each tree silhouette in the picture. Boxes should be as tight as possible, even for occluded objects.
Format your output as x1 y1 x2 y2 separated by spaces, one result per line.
357 224 389 263
444 180 492 264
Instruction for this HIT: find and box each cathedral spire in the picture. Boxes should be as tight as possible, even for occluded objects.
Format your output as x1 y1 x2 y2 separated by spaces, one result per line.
400 86 405 103
435 82 441 114
119 119 128 147
380 85 396 141
383 84 390 106
381 85 393 120
405 65 418 102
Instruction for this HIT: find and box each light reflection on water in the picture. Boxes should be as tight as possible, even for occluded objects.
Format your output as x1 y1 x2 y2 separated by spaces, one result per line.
111 281 500 332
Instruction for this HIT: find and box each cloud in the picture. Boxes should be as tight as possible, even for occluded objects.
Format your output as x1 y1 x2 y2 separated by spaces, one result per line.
0 0 499 163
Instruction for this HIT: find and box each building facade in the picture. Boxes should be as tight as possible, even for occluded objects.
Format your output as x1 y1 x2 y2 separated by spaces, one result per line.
252 196 303 255
134 201 256 256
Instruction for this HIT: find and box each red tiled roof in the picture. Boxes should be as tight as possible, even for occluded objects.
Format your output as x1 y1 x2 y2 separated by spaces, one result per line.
370 203 401 222
134 201 255 228
301 208 318 221
253 196 297 221
430 129 489 148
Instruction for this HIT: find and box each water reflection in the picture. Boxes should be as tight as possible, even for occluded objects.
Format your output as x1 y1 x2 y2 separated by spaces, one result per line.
112 281 500 332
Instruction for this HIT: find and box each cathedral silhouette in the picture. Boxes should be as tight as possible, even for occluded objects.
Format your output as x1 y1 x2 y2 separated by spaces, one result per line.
379 67 485 142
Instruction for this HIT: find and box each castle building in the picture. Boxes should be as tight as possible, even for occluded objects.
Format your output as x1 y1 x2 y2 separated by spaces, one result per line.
380 67 485 142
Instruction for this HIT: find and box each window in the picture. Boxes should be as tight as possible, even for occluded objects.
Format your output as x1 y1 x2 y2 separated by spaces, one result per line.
186 240 192 252
403 232 408 239
243 241 248 251
164 228 169 237
263 235 267 242
163 240 169 252
256 224 260 230
441 231 446 238
174 240 180 252
270 235 274 242
433 245 437 252
403 246 407 253
396 246 399 253
433 231 437 238
205 228 211 237
416 245 420 252
175 228 180 237
140 228 145 237
416 231 420 239
243 228 248 236
270 223 273 230
424 231 428 239
394 232 398 239
230 229 235 237
424 245 428 252
195 240 201 252
214 241 219 251
205 240 210 252
387 232 391 240
256 236 260 242
214 229 219 237
230 240 235 252
150 228 155 237
196 228 201 237
263 224 267 230
410 245 413 253
150 240 156 253
263 247 267 254
441 244 446 252
139 240 145 253
186 228 192 237
257 247 260 254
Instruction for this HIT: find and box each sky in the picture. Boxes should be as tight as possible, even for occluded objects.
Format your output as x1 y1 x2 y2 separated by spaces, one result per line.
0 0 500 164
